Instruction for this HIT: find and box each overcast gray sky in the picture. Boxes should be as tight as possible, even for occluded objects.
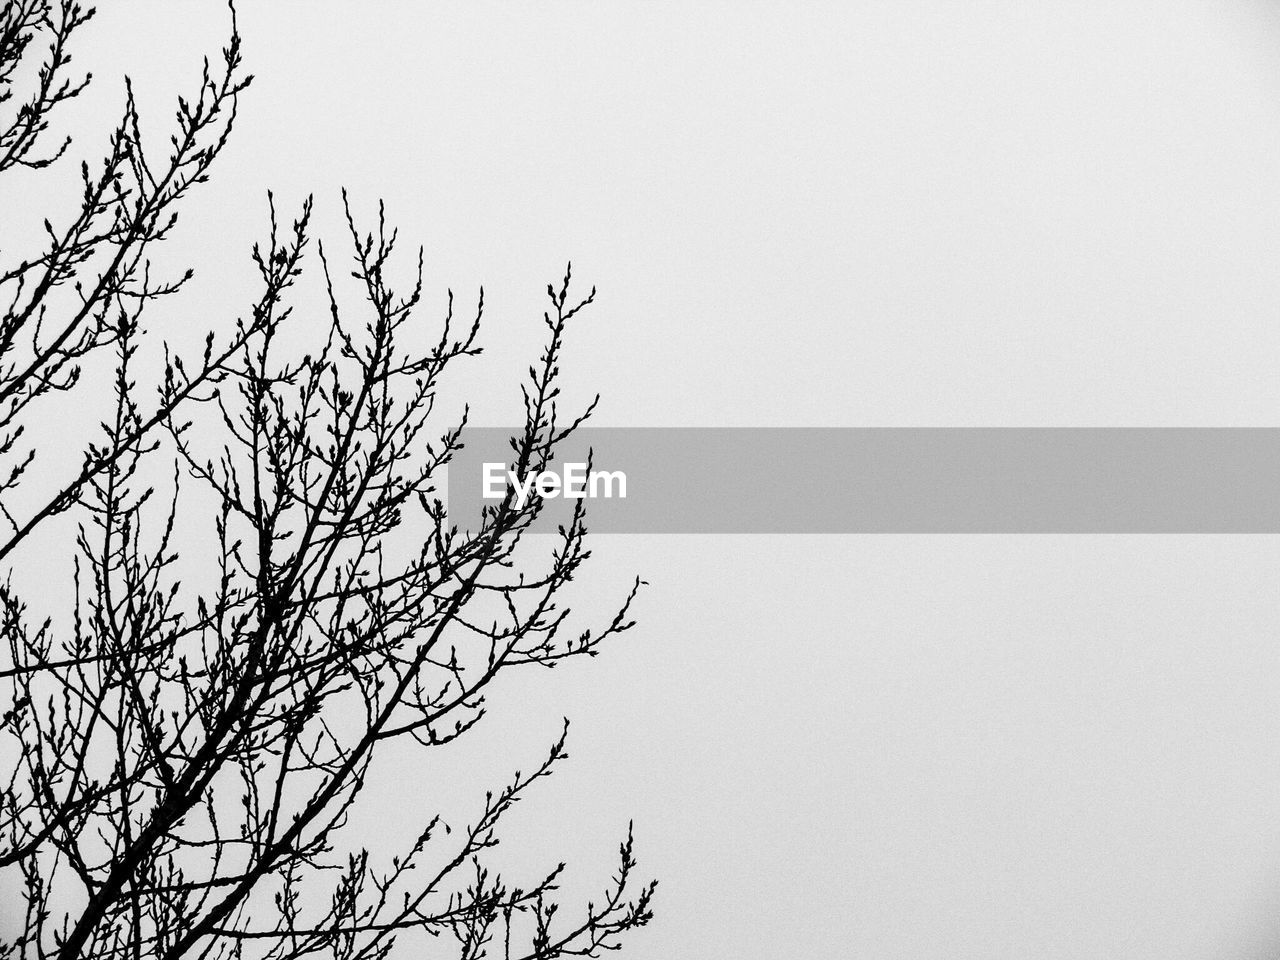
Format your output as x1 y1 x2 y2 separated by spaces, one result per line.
9 1 1280 957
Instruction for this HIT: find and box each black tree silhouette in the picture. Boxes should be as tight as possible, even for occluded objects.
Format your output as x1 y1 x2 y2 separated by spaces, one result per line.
0 4 656 958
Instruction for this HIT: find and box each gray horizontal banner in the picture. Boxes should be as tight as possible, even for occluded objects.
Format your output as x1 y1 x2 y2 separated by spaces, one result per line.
445 428 1280 534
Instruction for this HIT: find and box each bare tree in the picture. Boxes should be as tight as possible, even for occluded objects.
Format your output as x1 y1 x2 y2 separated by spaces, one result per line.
0 5 656 959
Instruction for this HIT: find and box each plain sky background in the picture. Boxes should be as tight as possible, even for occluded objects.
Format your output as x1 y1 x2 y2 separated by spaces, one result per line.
8 1 1280 957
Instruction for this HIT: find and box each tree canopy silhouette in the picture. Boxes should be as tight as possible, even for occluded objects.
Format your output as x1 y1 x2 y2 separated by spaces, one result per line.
0 4 655 958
